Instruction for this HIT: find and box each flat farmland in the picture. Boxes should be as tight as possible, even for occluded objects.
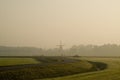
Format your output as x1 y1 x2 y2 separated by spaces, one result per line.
0 56 103 80
0 58 40 66
41 57 120 80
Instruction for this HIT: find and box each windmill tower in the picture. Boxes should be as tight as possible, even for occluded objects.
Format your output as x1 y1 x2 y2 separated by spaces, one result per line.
57 41 64 56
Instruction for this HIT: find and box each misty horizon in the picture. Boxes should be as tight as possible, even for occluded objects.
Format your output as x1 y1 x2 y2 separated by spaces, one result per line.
1 0 120 49
1 43 120 56
1 43 120 49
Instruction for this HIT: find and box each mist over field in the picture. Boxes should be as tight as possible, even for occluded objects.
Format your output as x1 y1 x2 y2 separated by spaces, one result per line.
0 0 120 57
0 44 120 56
1 1 120 80
1 0 120 50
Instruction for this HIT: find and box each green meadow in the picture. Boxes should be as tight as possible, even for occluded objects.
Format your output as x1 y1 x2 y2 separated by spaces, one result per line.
0 57 102 80
1 57 120 80
0 58 40 66
41 57 120 80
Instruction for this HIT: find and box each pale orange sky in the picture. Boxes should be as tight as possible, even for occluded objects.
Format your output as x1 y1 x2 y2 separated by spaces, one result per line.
0 0 120 48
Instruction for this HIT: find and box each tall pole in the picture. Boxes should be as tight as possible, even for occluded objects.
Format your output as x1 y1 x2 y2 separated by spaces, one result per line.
57 41 64 56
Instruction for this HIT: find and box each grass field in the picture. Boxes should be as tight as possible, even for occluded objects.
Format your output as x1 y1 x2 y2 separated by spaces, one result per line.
0 57 101 80
0 58 40 66
40 57 120 80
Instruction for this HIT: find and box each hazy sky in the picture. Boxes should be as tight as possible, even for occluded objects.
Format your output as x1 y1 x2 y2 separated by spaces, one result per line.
0 0 120 49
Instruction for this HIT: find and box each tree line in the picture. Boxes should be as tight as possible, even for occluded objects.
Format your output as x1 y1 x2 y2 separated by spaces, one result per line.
0 44 120 56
